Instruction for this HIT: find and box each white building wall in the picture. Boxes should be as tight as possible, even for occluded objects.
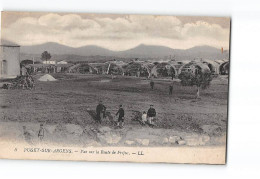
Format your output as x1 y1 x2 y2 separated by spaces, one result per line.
43 60 56 64
0 46 20 78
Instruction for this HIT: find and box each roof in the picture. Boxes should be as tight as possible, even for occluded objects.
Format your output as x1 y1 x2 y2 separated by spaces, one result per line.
178 61 211 74
25 63 72 68
105 61 126 67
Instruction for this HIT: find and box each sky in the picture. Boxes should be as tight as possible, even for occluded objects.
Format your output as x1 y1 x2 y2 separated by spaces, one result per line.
1 11 230 51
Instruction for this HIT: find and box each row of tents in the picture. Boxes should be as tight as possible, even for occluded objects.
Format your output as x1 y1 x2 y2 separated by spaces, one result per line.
24 59 229 78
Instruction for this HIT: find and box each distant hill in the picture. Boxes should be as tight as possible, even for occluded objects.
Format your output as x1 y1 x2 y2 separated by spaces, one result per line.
21 42 76 55
116 44 175 58
20 53 130 63
173 46 229 61
20 42 229 62
21 42 116 56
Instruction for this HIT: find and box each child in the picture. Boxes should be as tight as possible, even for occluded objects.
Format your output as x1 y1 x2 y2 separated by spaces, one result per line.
38 124 45 141
141 111 147 124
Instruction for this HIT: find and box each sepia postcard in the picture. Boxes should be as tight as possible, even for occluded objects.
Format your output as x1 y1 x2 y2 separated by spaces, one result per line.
0 11 230 164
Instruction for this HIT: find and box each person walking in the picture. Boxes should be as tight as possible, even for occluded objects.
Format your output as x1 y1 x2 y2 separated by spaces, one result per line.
116 105 125 128
38 124 45 141
169 84 173 95
150 80 154 90
147 105 156 125
96 100 106 124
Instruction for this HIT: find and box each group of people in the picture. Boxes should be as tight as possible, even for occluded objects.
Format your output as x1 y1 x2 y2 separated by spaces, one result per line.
95 101 157 128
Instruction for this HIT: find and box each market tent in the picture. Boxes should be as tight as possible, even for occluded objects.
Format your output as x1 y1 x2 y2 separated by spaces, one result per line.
151 62 177 78
123 61 154 77
67 63 97 74
178 61 211 75
104 61 126 75
219 61 229 75
201 59 220 74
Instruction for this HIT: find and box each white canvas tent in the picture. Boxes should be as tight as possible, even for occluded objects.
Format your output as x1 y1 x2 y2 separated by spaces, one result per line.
38 74 57 81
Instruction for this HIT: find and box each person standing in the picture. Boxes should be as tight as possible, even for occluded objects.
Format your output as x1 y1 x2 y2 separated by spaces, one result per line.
137 69 140 77
169 84 173 95
38 124 45 141
141 111 147 124
147 105 156 125
171 73 174 80
96 100 106 124
116 105 125 128
150 80 154 90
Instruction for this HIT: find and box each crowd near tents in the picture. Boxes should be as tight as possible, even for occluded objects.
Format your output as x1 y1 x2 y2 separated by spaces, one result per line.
20 58 229 78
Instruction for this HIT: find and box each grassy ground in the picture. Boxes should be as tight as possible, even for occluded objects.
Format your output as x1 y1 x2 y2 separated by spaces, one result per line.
0 73 228 146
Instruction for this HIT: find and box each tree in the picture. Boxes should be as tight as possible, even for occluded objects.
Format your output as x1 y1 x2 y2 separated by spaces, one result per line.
178 67 213 98
41 51 51 63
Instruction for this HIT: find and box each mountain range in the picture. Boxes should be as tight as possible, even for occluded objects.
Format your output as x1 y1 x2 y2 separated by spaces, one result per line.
19 42 229 62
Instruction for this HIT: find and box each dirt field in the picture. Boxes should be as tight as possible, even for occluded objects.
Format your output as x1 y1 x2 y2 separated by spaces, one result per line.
0 73 228 147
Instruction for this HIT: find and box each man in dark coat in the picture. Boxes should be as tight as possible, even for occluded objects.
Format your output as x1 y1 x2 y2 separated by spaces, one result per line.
171 73 175 80
150 80 154 90
169 84 173 95
116 105 125 128
96 100 106 124
147 104 156 125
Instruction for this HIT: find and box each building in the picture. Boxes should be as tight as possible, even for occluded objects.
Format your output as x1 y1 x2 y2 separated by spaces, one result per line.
201 59 220 75
215 59 229 75
151 62 176 78
0 42 20 78
57 60 68 64
67 63 98 74
42 60 56 65
178 61 211 75
122 61 153 77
